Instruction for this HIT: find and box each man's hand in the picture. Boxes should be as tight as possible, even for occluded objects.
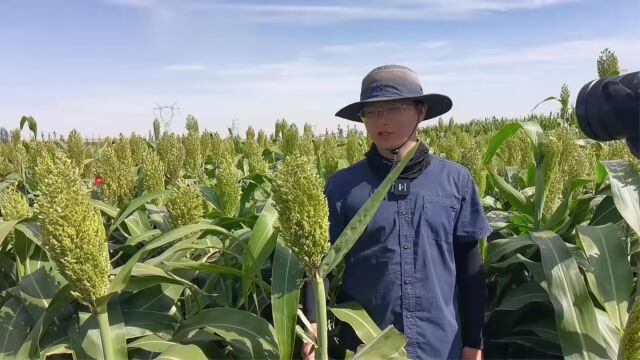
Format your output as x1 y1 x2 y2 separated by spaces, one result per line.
461 346 483 360
301 323 318 360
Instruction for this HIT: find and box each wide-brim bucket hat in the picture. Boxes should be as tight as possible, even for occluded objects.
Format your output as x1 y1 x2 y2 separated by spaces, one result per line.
335 64 452 122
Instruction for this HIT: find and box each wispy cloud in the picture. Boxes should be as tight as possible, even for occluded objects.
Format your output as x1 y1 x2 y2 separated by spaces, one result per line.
162 63 208 71
102 0 582 22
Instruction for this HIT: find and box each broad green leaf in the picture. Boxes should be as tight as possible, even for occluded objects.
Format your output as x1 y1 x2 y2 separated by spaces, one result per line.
18 266 60 321
121 310 179 339
163 261 270 292
319 142 418 278
242 198 278 305
352 325 407 360
19 115 37 139
491 336 562 356
120 284 183 314
0 220 20 247
601 160 640 237
513 318 558 342
577 224 632 330
38 342 73 360
488 170 532 216
156 343 208 360
16 285 74 359
486 235 535 264
126 263 203 294
108 222 234 294
483 121 543 166
595 308 620 360
108 189 172 235
0 297 33 357
271 241 303 360
543 190 572 232
174 307 279 360
329 302 382 344
532 231 608 359
127 334 174 353
119 229 162 249
495 281 549 311
91 199 119 218
588 196 622 226
124 209 153 237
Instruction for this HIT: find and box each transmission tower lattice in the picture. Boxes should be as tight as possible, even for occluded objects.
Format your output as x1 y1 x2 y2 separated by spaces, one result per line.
153 103 180 133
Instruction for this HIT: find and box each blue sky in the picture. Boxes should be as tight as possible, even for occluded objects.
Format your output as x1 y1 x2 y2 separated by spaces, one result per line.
1 0 639 138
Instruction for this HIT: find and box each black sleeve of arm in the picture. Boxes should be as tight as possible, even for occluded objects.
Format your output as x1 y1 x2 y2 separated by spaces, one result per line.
302 277 330 323
453 240 486 349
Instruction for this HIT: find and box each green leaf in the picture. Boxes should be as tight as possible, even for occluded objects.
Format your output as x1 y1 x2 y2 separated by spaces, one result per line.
163 261 270 292
495 281 549 311
486 235 535 265
16 285 74 359
18 266 61 321
0 297 33 357
121 309 179 339
127 262 203 294
595 308 621 359
271 241 303 360
242 198 278 306
601 160 640 237
352 325 408 360
542 190 572 231
124 209 153 237
589 196 622 226
91 199 119 218
329 302 382 344
531 96 560 112
174 307 279 360
318 142 418 278
108 222 234 294
491 336 562 356
531 231 608 359
19 115 37 139
513 318 558 342
156 343 208 360
0 220 20 247
127 334 174 353
108 189 172 235
577 224 633 330
488 170 532 216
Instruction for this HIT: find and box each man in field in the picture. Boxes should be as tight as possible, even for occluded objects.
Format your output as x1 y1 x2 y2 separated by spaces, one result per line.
302 65 492 360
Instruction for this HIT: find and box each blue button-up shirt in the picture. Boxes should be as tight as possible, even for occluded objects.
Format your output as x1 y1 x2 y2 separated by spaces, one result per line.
326 155 493 359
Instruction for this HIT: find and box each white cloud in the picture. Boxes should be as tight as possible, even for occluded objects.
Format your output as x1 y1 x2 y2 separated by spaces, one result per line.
162 63 209 71
102 0 582 22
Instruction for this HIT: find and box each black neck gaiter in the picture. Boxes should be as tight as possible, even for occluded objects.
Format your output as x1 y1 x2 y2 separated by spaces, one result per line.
365 142 431 180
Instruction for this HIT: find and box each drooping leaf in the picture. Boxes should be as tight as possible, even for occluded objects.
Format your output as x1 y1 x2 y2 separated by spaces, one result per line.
329 302 382 344
532 231 608 359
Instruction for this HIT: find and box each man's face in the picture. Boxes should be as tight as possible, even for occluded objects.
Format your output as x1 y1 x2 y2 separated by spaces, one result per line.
360 100 426 150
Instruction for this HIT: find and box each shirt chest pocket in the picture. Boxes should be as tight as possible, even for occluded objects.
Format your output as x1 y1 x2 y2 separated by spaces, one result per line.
422 195 458 243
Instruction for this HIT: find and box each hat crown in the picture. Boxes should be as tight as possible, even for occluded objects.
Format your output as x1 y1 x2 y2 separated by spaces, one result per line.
360 64 424 101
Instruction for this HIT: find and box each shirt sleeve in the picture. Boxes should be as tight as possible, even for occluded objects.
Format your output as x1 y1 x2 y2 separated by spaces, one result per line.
453 171 492 243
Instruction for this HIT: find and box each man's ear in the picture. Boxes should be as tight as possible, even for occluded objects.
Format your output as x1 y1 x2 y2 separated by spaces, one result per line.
421 103 428 118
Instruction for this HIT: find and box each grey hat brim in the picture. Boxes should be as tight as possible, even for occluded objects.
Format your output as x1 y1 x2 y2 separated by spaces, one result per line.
335 93 452 122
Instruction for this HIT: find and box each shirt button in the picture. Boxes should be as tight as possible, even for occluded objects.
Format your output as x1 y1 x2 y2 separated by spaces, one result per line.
404 279 410 284
405 313 412 318
403 244 409 249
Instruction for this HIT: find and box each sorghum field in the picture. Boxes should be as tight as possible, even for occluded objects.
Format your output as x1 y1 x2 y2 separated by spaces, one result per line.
0 105 639 359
